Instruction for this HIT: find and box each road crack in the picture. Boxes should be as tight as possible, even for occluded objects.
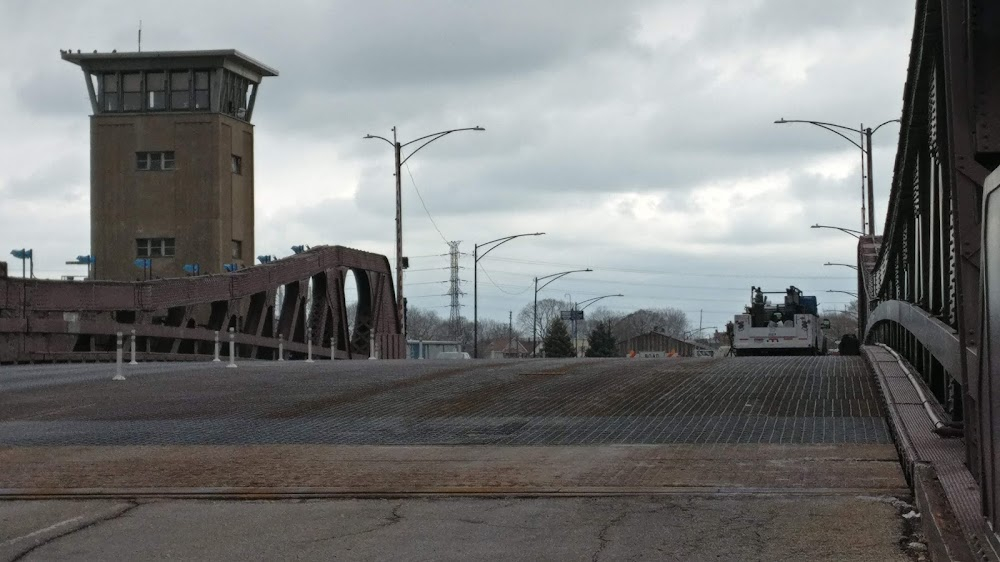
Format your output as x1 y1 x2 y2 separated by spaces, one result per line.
309 501 404 544
592 508 630 562
455 518 537 531
10 501 141 562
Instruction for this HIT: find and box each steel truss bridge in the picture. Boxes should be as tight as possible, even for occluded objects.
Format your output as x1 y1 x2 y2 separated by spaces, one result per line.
859 0 999 549
0 246 404 363
0 0 999 552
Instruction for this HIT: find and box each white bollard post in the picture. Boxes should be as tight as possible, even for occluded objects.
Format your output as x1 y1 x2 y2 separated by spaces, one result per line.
213 330 221 362
113 331 126 381
369 332 377 360
129 329 138 365
306 327 314 363
278 333 284 361
227 328 237 368
330 338 335 361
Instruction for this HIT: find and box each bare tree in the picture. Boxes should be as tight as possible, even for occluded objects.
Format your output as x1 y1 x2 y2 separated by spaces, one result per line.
407 307 448 341
613 307 689 341
655 307 689 337
345 302 357 335
517 298 572 341
821 300 859 342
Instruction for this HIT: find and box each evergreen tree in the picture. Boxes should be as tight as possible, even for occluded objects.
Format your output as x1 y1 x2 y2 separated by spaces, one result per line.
585 321 618 357
542 318 575 358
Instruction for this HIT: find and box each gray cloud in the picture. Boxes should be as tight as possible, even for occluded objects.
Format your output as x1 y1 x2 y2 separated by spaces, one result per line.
0 0 913 330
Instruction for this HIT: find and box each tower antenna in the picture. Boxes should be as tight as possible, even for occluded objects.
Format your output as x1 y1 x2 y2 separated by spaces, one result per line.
138 20 142 52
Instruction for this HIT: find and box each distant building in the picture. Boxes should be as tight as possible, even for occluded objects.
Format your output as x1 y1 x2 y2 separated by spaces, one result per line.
62 49 278 281
407 340 461 359
486 338 531 359
617 331 711 358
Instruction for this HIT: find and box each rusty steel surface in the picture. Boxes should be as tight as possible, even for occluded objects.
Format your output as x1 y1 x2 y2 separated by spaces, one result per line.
863 0 1000 536
0 357 890 447
0 245 404 364
0 444 906 497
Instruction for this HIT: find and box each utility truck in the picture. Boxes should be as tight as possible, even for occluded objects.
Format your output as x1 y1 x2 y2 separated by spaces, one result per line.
729 286 828 356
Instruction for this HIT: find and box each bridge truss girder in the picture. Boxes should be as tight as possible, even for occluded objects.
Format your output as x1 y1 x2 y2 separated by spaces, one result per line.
864 0 1000 539
0 245 404 363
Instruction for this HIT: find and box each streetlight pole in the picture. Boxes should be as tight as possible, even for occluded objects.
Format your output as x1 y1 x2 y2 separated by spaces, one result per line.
473 232 545 358
364 125 485 340
775 118 899 235
824 262 859 271
533 269 592 357
575 294 624 357
564 292 574 356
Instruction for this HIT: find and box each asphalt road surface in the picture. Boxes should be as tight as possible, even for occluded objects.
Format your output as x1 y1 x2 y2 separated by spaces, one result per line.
0 357 925 561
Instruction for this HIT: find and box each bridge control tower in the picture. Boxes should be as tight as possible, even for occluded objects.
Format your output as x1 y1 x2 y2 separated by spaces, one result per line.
62 50 278 281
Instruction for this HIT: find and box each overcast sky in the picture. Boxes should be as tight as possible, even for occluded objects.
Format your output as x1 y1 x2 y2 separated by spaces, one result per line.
0 0 915 333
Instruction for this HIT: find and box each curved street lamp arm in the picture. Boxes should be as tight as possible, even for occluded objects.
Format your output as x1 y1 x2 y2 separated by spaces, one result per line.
775 118 862 135
399 127 486 166
823 262 859 270
362 134 394 147
537 269 592 292
400 132 452 167
775 119 864 151
811 224 863 238
476 232 545 262
400 127 485 149
825 290 859 298
871 118 901 135
579 294 624 311
682 326 717 338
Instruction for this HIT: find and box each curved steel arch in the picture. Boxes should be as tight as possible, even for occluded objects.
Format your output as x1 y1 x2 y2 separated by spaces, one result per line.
865 299 977 387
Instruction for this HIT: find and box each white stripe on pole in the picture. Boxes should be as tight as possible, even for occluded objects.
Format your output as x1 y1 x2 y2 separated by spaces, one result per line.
306 327 314 363
330 338 335 360
278 333 284 361
213 330 221 362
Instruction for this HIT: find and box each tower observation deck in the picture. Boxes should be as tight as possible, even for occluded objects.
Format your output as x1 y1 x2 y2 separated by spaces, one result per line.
62 49 278 280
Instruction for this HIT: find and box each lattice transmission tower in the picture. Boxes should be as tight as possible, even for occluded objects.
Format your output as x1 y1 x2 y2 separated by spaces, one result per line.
447 241 463 337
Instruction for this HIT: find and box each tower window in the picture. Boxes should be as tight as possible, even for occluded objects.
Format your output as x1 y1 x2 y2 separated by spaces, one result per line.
146 72 166 110
137 151 176 171
101 73 119 112
170 71 190 109
194 71 211 110
137 238 176 258
231 155 242 175
122 73 142 111
232 240 243 260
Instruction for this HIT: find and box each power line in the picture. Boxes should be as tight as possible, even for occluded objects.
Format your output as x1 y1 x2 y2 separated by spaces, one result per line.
478 256 856 280
480 264 532 295
405 163 449 245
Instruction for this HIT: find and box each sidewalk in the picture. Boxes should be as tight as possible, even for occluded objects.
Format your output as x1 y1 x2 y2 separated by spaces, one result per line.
864 345 1000 561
